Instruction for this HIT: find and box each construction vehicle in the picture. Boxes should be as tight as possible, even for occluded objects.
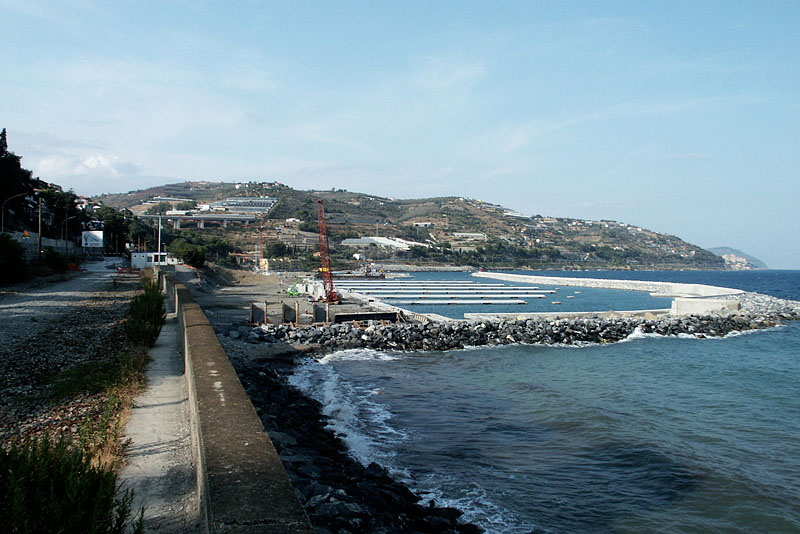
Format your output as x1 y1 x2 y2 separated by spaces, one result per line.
286 279 301 297
317 199 339 303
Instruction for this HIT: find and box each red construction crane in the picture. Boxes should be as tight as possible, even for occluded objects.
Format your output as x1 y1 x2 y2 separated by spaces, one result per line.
317 199 339 303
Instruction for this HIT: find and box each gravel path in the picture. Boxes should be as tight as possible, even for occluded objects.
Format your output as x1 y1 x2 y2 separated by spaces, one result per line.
0 260 140 444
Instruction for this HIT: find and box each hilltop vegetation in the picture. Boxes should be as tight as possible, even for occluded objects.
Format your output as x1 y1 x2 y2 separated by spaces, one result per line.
94 180 724 271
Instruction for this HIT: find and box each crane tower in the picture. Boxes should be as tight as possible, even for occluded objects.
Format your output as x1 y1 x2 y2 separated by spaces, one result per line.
317 199 339 303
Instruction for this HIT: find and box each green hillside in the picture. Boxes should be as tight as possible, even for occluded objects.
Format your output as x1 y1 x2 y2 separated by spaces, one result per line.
93 181 725 271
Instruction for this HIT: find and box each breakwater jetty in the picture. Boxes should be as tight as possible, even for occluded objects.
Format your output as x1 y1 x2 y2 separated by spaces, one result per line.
471 271 747 317
472 271 744 297
244 290 800 352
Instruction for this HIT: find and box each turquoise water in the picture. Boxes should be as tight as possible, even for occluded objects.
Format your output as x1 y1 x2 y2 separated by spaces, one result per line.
379 272 672 319
291 271 800 533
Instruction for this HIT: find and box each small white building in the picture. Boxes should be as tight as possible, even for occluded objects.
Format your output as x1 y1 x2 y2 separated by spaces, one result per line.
453 232 487 241
340 236 430 250
130 252 180 269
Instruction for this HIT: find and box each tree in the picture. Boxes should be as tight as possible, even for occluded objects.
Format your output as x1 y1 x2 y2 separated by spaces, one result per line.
0 233 29 284
38 187 87 239
168 238 206 268
0 129 36 231
299 220 318 233
168 238 190 258
201 236 234 259
182 246 206 268
95 206 128 254
127 219 154 250
145 202 172 215
265 241 288 257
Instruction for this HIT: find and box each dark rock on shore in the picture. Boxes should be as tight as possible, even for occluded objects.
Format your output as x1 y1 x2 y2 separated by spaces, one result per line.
235 361 484 534
246 301 797 355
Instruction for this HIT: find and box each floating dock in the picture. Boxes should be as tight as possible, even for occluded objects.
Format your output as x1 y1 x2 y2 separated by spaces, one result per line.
337 279 556 308
391 299 528 305
344 292 555 295
379 294 546 300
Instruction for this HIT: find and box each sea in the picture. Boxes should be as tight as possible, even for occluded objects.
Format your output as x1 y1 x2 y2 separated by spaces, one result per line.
289 270 800 533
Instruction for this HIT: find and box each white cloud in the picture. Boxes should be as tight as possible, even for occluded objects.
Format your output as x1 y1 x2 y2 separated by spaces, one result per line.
37 154 142 178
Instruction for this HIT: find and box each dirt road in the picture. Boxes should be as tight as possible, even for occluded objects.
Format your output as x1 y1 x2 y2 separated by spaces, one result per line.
0 259 139 443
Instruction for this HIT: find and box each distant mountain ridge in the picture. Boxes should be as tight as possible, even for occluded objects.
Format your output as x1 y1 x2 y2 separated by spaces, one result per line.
93 180 727 270
709 247 767 270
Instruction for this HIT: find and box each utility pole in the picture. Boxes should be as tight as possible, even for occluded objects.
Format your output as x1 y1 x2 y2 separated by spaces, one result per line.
157 216 162 264
32 188 49 259
62 215 76 257
37 196 42 260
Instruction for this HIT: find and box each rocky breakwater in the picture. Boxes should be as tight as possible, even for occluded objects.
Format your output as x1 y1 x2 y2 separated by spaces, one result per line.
244 292 800 351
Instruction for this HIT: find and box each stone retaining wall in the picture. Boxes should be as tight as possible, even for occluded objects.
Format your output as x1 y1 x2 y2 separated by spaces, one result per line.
7 230 74 260
162 273 312 534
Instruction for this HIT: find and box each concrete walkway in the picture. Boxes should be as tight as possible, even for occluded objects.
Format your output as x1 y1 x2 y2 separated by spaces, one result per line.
120 314 201 533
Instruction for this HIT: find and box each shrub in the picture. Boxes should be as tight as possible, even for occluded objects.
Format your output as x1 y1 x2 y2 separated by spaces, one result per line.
0 232 30 283
0 438 143 534
124 282 165 346
217 254 240 269
182 246 206 268
43 246 68 273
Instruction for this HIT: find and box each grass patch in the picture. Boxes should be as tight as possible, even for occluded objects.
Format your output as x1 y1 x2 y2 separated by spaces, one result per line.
3 276 168 533
50 348 149 402
0 438 143 534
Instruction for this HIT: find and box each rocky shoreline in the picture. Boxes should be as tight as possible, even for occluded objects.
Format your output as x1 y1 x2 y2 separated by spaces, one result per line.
221 290 800 534
233 358 482 534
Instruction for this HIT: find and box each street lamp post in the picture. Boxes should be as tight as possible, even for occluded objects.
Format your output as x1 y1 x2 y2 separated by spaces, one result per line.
33 188 49 260
62 215 77 258
38 196 42 259
1 192 28 233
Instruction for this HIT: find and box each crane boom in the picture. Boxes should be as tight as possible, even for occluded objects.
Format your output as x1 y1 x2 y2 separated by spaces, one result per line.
317 199 338 302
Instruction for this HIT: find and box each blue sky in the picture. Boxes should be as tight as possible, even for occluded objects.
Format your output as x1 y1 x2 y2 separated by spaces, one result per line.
2 1 798 267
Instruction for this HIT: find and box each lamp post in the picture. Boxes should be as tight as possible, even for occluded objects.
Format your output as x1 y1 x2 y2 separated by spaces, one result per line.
157 215 162 263
33 188 49 259
62 215 77 258
1 192 28 233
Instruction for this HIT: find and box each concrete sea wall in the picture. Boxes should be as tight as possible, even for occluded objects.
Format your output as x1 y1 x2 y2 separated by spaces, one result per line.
161 274 312 533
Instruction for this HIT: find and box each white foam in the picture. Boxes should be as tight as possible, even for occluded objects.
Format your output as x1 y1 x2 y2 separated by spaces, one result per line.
412 472 536 534
622 326 666 342
317 348 401 364
620 324 780 343
289 359 407 467
719 324 783 338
